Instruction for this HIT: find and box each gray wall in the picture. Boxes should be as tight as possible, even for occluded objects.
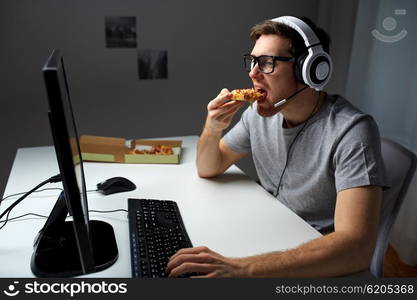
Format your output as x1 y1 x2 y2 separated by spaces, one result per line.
0 0 358 195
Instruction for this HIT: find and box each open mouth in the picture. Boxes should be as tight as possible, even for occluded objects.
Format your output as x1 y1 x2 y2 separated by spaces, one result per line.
255 88 267 102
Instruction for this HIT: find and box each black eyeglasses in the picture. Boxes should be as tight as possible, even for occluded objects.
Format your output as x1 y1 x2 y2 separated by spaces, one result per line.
243 54 295 74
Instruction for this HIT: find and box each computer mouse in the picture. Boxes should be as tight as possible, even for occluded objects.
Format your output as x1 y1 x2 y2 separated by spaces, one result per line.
97 177 136 195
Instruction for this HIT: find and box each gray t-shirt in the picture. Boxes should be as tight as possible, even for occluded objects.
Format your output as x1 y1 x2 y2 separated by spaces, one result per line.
224 94 388 233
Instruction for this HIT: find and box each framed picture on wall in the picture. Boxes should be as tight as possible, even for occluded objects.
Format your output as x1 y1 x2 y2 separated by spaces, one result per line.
138 49 168 80
105 16 137 48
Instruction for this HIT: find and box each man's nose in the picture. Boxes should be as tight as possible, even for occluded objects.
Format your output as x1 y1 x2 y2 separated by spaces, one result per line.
249 63 263 80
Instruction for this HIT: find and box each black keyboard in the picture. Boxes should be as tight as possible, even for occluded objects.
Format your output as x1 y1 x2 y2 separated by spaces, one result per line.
128 198 193 278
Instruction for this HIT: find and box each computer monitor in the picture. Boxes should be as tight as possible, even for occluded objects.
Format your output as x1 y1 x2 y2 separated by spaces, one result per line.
30 49 118 277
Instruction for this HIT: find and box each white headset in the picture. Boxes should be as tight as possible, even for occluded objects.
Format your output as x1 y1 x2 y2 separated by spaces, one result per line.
271 16 332 91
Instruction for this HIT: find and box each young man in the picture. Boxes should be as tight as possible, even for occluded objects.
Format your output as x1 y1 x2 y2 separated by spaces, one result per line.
166 17 387 277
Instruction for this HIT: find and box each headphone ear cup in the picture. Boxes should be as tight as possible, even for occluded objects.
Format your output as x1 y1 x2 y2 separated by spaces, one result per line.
294 53 307 84
309 55 331 85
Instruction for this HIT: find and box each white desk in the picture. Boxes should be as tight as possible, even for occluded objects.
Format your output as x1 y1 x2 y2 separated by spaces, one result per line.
0 135 321 277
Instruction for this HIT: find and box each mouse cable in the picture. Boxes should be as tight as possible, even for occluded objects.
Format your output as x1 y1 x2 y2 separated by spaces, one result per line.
89 209 128 213
1 209 127 224
2 188 98 204
1 188 64 203
0 209 128 230
0 212 48 223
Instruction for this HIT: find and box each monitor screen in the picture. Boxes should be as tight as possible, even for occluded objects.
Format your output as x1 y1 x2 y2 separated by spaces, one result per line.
53 50 90 235
31 49 118 277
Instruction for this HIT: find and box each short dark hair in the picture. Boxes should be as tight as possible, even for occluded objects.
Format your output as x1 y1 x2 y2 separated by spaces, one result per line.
249 17 330 57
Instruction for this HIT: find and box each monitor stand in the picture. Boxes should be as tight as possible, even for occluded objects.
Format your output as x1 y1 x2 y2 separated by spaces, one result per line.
30 192 118 277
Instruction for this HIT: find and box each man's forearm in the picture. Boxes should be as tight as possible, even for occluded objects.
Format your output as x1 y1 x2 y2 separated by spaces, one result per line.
197 124 224 178
237 232 375 277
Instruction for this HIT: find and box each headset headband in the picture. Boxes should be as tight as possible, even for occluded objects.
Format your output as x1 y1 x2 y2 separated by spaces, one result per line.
271 16 321 48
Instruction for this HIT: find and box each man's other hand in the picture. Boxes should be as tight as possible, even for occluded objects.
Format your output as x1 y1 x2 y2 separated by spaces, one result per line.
166 246 247 278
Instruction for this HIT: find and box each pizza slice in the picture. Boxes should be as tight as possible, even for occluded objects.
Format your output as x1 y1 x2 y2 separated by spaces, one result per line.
230 88 265 104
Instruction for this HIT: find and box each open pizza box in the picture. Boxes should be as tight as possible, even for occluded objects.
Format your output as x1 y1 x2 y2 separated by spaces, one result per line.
79 135 182 164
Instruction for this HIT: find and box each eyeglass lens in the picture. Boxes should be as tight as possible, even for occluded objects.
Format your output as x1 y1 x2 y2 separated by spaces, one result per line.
244 56 274 74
